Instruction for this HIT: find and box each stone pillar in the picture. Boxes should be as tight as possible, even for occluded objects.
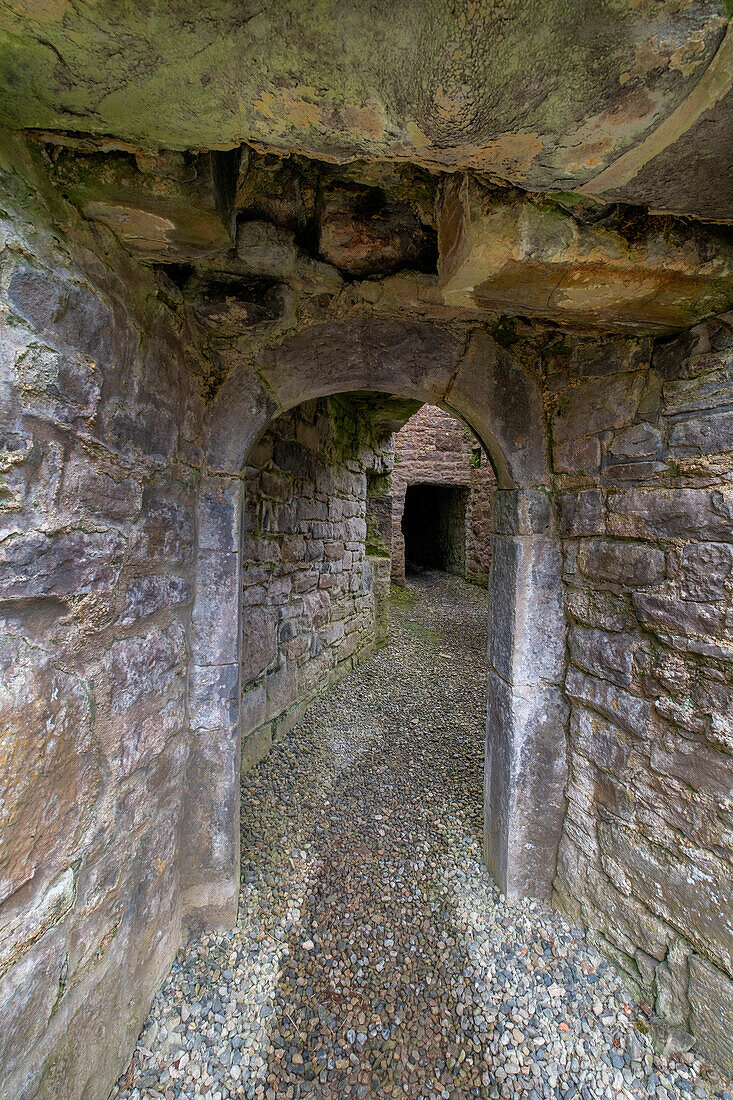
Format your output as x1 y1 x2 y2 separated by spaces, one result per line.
484 489 569 901
181 474 242 933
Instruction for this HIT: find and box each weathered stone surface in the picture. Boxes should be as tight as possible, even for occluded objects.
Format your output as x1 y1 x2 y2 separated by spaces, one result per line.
576 538 666 587
569 626 636 688
3 1 730 221
0 528 126 599
0 638 100 904
439 175 733 333
46 147 239 261
256 320 461 409
553 371 651 443
608 487 733 541
317 183 434 277
120 574 189 625
565 666 652 740
7 268 118 369
486 672 569 903
688 954 733 1075
106 625 185 713
489 534 566 687
446 330 548 488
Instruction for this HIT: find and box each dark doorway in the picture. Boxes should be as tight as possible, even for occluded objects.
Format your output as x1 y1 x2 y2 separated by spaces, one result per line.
402 483 469 575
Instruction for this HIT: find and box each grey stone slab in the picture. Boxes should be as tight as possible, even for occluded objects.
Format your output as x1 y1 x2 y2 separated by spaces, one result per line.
189 663 239 732
485 671 569 902
577 537 666 587
446 330 548 489
565 666 652 740
688 954 733 1075
191 550 240 666
608 487 733 542
569 626 636 689
558 490 606 536
197 474 242 552
493 489 552 536
489 534 565 687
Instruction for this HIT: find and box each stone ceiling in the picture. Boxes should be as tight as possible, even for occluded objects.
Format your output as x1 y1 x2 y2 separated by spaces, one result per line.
1 1 732 222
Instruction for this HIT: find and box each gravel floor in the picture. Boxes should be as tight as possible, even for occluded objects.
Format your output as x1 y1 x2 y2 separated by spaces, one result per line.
112 571 731 1100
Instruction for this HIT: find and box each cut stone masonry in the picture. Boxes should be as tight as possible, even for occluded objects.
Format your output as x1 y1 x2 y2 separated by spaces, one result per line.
0 8 732 1087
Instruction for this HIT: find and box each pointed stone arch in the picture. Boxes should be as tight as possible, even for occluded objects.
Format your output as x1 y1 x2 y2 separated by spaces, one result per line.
181 320 568 933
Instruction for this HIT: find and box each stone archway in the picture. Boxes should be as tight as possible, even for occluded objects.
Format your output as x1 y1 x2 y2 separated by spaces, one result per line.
181 319 568 935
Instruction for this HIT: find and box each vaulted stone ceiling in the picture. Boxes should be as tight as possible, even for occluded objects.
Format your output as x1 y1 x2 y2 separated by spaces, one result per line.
1 0 732 222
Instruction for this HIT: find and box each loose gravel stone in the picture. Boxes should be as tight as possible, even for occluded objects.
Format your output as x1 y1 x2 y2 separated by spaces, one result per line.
111 572 730 1100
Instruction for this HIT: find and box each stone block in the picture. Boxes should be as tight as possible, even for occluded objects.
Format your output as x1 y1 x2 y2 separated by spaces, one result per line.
597 823 733 980
131 489 194 564
672 542 733 600
607 488 733 542
14 345 101 425
489 534 565 686
485 671 569 902
558 490 605 536
633 592 729 646
438 175 733 333
564 585 634 632
59 457 141 524
191 550 240 666
240 607 278 684
688 954 733 1074
266 660 298 720
120 574 189 625
240 683 267 737
569 705 629 776
241 722 273 773
0 528 126 600
554 436 602 475
608 423 663 460
663 358 733 414
569 626 636 688
576 537 666 587
189 663 239 732
48 147 239 261
106 624 185 713
0 638 100 903
7 267 119 369
493 489 551 536
554 371 649 443
669 409 733 457
565 666 651 739
197 476 241 552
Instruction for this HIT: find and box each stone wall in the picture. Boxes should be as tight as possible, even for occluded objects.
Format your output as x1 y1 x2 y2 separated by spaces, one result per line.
237 397 393 772
547 320 733 1074
2 121 733 1094
0 138 207 1099
391 404 495 586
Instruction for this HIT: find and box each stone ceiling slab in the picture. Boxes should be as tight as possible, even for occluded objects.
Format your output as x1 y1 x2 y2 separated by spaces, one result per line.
0 1 730 219
438 175 733 334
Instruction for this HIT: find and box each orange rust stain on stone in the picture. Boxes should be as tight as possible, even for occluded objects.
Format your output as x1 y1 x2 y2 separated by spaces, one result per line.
554 88 659 175
461 132 544 179
339 103 385 141
10 0 72 20
253 88 322 131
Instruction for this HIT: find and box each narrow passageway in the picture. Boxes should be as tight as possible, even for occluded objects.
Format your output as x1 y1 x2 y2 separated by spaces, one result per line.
114 575 715 1100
